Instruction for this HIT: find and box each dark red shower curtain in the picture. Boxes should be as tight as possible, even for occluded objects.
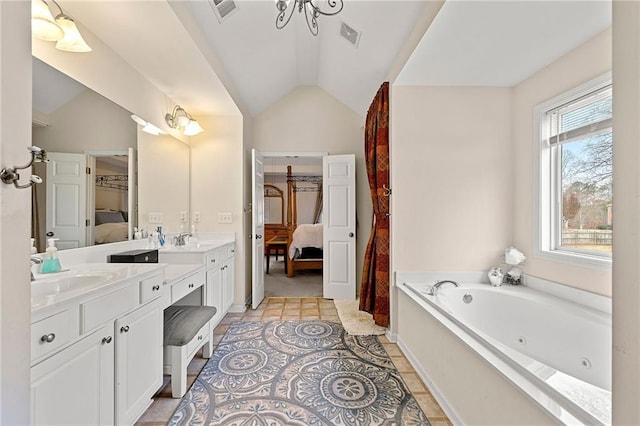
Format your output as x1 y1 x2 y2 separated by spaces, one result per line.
359 82 390 328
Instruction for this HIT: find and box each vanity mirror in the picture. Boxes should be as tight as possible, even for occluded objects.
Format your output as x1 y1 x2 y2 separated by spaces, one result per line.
32 57 191 251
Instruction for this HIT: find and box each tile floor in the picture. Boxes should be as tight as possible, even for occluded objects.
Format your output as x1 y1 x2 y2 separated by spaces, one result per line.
136 297 452 426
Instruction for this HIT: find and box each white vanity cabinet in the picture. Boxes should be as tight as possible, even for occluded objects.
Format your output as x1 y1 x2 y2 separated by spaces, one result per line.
159 241 236 327
30 265 166 426
221 245 235 312
115 297 163 425
31 324 115 426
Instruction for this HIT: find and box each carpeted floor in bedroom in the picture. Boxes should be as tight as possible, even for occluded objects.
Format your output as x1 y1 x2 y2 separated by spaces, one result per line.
135 297 452 426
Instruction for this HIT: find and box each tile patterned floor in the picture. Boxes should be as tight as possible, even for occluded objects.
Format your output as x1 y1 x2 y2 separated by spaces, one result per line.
136 297 452 426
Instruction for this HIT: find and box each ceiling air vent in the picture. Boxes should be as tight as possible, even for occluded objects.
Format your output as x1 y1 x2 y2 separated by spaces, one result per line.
339 21 361 48
208 0 238 23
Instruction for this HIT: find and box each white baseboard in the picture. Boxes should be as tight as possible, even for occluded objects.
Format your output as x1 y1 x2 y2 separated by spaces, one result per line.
228 303 247 314
385 329 397 343
396 335 462 426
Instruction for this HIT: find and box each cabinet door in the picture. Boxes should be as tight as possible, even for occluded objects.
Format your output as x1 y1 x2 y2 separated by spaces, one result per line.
222 257 235 312
115 298 163 425
205 266 224 327
31 325 114 426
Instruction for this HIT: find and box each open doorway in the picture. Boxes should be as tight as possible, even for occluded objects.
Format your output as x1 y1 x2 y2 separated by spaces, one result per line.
263 154 324 297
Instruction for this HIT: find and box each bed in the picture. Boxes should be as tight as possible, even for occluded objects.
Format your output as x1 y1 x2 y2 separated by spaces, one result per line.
94 209 129 244
285 165 323 277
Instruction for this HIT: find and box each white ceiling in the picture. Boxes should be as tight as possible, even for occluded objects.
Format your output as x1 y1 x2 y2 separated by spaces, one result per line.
396 0 612 86
48 0 612 120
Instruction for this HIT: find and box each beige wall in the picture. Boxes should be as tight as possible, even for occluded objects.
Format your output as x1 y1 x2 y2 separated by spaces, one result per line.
391 86 513 271
512 28 612 296
191 114 246 306
0 2 31 423
32 89 136 154
252 86 370 290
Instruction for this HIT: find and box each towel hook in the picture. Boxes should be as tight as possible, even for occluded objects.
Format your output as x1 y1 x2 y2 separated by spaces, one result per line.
0 146 47 189
382 184 391 197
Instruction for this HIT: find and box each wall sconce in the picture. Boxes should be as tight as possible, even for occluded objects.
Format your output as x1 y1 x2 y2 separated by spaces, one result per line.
1 146 47 189
32 0 92 53
131 114 166 136
165 105 204 136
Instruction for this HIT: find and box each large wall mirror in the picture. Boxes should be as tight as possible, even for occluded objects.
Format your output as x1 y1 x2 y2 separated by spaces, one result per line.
31 57 191 251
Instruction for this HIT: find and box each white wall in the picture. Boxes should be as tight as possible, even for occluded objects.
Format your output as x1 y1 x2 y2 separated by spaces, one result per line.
191 114 246 306
512 28 612 296
0 2 31 423
32 89 136 153
138 132 190 235
391 86 513 271
252 86 370 290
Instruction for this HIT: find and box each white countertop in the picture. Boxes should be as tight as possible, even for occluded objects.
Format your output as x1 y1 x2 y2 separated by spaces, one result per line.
31 263 165 313
159 238 234 254
163 264 205 284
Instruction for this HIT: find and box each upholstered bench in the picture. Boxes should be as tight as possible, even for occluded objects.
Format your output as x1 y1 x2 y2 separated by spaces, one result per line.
163 305 217 398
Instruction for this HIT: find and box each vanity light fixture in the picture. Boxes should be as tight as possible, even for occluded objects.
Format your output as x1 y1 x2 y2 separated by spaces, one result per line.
130 114 166 136
31 0 92 53
165 105 204 136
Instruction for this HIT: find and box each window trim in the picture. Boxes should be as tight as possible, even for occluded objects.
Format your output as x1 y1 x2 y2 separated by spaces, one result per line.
533 72 612 270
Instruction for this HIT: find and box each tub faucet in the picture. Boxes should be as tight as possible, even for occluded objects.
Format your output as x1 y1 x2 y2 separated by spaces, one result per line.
30 256 43 281
426 280 460 296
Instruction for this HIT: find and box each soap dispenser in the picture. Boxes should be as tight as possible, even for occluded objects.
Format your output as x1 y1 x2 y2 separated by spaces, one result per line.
41 238 61 273
30 238 37 255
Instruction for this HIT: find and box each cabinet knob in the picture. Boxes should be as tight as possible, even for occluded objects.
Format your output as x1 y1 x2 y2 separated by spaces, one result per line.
188 283 194 288
152 284 160 291
40 333 55 343
120 325 130 333
197 335 203 340
102 336 113 344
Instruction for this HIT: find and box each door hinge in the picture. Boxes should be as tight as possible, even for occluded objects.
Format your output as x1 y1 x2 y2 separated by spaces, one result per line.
86 167 91 175
86 219 90 227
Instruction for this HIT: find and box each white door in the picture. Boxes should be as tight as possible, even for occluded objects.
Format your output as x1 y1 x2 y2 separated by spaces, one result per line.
323 154 356 300
251 149 265 309
127 147 137 240
45 152 87 249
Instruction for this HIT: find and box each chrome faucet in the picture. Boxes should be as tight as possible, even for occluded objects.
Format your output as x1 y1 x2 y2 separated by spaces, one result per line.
426 279 460 296
173 233 192 247
30 256 43 281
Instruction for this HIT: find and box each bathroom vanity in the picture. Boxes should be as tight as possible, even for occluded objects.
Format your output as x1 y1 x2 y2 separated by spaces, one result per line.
29 236 236 426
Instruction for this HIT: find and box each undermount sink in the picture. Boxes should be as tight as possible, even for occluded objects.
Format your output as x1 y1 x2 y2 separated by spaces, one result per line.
32 272 118 299
31 265 130 309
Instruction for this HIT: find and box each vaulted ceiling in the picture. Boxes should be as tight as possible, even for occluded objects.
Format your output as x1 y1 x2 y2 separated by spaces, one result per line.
42 1 612 119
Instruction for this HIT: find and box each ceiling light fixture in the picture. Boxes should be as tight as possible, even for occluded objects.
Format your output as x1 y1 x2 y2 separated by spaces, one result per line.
275 0 344 36
31 0 92 53
165 105 204 136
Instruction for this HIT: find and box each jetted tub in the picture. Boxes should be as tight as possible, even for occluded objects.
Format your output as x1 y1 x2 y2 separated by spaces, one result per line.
398 279 611 425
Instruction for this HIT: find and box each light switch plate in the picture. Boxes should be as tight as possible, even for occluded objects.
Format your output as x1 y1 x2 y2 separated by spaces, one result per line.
148 212 163 224
218 212 232 224
180 211 187 223
193 211 201 223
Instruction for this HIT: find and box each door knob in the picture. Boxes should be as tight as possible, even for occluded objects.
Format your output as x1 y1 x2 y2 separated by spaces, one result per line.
256 234 262 239
348 232 354 238
46 232 54 237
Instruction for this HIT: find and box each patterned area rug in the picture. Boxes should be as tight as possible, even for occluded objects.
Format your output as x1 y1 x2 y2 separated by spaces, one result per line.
169 320 429 425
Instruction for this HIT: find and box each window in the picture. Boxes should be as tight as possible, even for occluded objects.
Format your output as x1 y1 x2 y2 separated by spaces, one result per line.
537 75 612 265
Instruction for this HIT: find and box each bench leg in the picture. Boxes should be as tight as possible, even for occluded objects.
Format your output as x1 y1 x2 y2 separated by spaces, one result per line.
202 339 213 358
170 346 188 398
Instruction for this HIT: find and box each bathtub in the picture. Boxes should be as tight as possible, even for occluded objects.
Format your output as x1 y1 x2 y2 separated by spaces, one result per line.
396 277 611 425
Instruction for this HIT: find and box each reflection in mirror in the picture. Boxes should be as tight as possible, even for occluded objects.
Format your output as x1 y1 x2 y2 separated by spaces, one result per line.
264 184 284 225
137 132 190 237
31 57 138 251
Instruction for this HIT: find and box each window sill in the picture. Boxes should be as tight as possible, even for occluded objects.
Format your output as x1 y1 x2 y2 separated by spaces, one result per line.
535 248 612 270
